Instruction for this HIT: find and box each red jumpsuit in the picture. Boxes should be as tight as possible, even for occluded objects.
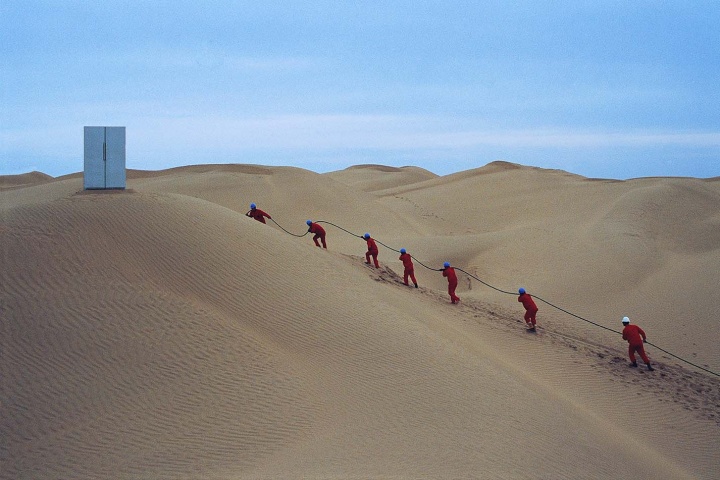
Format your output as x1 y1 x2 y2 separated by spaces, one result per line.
308 223 327 248
442 267 460 303
247 208 271 224
622 324 650 364
399 253 417 286
365 237 380 268
518 292 538 327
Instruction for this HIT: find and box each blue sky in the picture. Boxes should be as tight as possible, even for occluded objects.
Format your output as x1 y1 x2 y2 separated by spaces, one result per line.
2 1 719 179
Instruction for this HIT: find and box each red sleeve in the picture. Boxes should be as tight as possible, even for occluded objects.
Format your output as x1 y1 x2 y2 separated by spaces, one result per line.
637 326 646 340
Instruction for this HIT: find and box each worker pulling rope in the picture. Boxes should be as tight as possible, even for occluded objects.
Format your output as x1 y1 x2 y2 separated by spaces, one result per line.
264 215 719 377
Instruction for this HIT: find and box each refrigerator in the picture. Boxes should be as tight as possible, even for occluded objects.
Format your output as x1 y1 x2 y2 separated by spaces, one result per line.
84 126 126 189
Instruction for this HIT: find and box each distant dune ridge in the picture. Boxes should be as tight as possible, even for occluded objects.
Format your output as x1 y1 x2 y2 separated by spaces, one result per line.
0 171 53 189
1 162 719 479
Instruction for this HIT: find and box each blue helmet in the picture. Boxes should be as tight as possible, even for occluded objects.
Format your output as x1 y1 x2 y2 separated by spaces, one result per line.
250 203 256 209
519 288 526 294
400 248 406 254
363 233 370 239
306 220 312 225
443 262 450 268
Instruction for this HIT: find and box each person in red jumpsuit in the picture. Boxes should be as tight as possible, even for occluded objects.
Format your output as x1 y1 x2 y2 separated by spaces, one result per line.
246 203 271 224
363 233 380 268
442 262 460 304
518 288 538 331
399 248 418 288
306 220 327 248
621 316 654 371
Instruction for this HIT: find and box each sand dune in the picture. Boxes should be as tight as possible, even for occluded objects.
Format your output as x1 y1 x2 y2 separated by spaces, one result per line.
325 164 438 192
1 163 718 479
0 171 53 190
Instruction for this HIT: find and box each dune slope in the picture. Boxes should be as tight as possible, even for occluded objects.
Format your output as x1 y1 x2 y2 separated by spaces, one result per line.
1 167 719 479
372 162 720 372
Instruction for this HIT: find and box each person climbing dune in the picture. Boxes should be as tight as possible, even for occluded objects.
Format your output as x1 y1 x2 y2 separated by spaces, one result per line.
518 288 538 331
306 220 327 248
621 316 654 371
363 233 380 268
442 262 460 304
246 203 271 224
399 248 418 288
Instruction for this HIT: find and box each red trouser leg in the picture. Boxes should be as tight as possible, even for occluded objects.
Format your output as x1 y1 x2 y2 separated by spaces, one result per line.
366 251 379 267
404 268 416 284
629 344 650 363
629 345 638 363
449 281 459 302
524 309 538 326
634 344 650 363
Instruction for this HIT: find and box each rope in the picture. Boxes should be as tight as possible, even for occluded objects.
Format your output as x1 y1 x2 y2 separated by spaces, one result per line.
455 267 516 296
316 220 359 239
269 218 308 237
644 341 719 377
270 217 719 378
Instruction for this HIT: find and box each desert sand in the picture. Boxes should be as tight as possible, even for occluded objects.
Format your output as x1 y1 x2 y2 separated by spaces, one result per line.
1 161 718 479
